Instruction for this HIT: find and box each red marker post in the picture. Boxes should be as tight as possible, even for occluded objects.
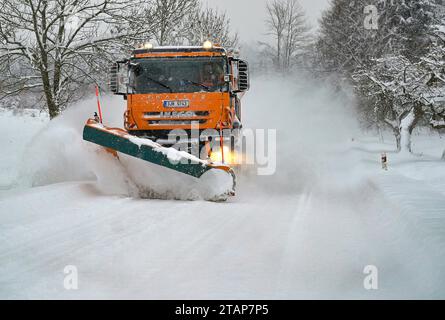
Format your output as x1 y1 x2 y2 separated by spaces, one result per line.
95 85 103 123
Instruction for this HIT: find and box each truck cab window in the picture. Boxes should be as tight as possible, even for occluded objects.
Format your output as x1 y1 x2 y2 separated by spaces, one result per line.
129 57 228 94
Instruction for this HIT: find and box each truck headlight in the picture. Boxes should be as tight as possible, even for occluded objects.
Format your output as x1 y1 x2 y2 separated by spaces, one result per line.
142 42 153 49
203 40 213 50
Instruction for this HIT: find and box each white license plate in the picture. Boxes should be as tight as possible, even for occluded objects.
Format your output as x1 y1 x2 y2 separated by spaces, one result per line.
163 100 189 108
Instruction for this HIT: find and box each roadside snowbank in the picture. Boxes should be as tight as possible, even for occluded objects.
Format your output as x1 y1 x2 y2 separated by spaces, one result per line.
0 108 48 189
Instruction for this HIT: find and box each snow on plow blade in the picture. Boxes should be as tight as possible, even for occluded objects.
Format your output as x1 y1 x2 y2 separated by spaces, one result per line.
82 119 235 198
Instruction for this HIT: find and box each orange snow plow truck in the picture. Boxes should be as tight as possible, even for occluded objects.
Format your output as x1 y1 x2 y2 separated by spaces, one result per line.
82 41 250 200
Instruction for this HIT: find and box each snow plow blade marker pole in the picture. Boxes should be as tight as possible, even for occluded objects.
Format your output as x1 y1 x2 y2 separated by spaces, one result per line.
83 122 230 179
95 85 103 123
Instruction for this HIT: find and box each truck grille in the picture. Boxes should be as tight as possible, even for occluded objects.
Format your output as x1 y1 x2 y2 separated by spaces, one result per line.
148 119 208 125
144 111 210 118
144 111 210 126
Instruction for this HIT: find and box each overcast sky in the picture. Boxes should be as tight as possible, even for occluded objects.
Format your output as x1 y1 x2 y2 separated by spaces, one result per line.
203 0 331 43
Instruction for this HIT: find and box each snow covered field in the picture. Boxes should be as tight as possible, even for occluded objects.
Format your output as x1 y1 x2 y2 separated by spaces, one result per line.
1 77 445 299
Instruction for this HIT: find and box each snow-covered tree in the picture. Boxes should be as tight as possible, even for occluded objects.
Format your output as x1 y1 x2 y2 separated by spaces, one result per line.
182 7 239 48
262 0 311 72
318 0 444 153
422 52 445 130
353 55 427 152
353 44 444 153
425 7 445 132
138 1 238 47
0 0 153 118
317 0 437 75
149 0 197 46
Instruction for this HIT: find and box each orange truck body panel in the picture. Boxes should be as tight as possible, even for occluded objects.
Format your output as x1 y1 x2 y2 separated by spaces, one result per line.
127 92 233 131
125 47 240 134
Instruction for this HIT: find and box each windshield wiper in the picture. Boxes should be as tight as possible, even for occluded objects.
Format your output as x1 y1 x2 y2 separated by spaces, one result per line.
182 79 210 91
146 77 173 93
129 62 173 93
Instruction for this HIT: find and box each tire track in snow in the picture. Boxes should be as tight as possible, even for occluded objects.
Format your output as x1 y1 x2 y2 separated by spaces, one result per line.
275 191 313 297
127 195 307 299
136 201 271 298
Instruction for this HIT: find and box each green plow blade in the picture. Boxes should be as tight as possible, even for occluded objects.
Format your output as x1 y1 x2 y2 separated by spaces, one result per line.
83 124 214 178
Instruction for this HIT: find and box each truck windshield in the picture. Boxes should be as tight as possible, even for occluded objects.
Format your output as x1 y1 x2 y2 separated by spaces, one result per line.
129 57 228 94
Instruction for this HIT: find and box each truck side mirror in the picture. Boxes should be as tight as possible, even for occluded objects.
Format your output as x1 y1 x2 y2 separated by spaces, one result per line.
109 61 128 95
237 60 250 92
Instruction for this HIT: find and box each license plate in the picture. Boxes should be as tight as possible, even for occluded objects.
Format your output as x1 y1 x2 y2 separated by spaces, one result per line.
163 100 189 108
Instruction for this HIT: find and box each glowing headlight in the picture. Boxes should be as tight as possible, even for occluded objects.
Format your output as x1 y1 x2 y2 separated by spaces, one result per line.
203 40 213 50
210 146 239 165
142 42 153 49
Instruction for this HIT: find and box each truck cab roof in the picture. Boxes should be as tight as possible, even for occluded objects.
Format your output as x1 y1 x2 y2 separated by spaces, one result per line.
131 45 237 59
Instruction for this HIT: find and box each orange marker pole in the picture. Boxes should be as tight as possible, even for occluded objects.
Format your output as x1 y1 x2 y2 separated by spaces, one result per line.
95 85 103 123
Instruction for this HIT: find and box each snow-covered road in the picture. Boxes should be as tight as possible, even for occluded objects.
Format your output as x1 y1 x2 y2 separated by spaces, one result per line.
1 77 444 299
